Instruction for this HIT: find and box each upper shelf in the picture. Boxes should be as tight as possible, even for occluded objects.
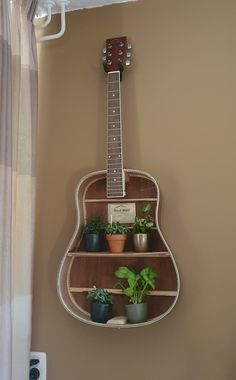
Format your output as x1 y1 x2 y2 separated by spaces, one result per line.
85 197 158 203
67 251 170 257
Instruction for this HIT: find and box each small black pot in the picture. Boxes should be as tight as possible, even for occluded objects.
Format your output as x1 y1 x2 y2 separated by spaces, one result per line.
85 233 101 252
90 302 112 323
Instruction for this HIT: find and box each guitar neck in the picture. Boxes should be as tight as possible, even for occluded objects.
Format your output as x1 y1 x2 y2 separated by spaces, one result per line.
106 71 125 198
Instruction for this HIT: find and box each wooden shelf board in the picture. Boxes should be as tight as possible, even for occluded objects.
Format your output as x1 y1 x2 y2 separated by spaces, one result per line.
67 251 170 258
69 287 177 297
85 198 158 203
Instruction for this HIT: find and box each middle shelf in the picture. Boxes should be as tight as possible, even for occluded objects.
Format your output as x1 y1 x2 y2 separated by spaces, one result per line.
67 251 170 258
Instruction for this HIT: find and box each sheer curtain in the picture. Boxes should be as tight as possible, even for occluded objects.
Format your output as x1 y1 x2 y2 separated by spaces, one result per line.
0 1 38 380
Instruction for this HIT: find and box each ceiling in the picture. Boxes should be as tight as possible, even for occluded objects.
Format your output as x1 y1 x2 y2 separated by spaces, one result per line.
36 0 138 18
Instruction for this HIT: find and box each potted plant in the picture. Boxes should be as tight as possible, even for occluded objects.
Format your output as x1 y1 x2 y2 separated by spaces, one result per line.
87 286 113 323
132 203 154 252
83 216 104 252
114 266 159 324
105 221 129 253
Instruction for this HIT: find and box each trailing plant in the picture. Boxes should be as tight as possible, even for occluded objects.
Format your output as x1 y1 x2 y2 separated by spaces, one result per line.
132 203 154 233
84 216 104 234
114 266 159 304
105 221 129 235
87 287 113 304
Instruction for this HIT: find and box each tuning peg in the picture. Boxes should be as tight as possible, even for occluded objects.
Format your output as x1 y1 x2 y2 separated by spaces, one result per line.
126 51 131 58
125 59 131 66
102 56 106 62
102 48 106 54
127 43 132 50
103 62 109 73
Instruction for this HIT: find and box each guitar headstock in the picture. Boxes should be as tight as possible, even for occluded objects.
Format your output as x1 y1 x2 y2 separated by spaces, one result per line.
102 36 132 75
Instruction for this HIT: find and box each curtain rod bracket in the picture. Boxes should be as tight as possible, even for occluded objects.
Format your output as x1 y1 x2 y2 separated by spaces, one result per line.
35 1 55 30
36 0 70 42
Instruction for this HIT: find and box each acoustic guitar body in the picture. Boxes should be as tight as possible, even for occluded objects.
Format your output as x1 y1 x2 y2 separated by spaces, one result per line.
57 168 180 328
57 37 180 327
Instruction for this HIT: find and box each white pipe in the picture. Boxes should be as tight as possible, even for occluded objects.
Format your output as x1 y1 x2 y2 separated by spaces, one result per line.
37 1 69 42
35 5 52 29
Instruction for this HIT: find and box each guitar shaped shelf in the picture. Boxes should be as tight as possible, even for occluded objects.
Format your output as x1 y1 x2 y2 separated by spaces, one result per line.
57 37 180 328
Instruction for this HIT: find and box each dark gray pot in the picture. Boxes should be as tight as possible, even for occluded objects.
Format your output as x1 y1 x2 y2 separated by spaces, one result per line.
85 233 101 252
90 302 112 323
125 302 148 324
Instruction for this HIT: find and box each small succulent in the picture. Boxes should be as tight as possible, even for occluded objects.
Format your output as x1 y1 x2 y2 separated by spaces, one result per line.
87 287 113 304
84 216 104 234
105 221 129 235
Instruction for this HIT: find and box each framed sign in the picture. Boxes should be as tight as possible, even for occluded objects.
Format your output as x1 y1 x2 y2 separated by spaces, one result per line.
108 203 136 224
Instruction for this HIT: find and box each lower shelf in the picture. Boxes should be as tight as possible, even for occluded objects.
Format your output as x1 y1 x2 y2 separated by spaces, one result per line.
67 251 170 257
69 287 177 297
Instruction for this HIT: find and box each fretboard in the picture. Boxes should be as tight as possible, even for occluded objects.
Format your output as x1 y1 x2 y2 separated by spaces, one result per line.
106 71 125 198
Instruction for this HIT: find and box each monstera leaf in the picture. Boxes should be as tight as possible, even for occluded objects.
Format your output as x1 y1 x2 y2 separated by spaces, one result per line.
114 266 159 304
140 267 158 289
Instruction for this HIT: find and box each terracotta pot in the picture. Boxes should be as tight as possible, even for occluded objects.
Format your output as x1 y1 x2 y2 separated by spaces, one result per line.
106 234 127 253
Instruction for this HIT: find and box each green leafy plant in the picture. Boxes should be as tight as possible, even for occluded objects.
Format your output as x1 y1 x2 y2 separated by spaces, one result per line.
105 221 129 235
87 287 113 304
132 203 154 233
114 266 159 304
84 216 104 234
